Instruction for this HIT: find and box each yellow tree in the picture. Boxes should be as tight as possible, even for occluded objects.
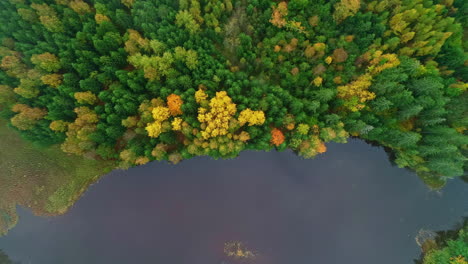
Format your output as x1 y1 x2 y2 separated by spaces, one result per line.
197 91 237 140
10 104 47 130
145 106 170 138
74 91 98 105
41 73 62 88
69 0 92 15
61 107 98 155
333 0 361 23
49 120 69 132
31 3 63 32
1 53 28 78
337 73 374 112
13 70 42 98
121 0 134 8
31 52 61 72
238 108 265 126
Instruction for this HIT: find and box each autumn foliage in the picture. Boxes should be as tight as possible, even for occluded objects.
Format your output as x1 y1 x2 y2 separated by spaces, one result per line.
197 91 237 140
10 104 47 130
271 128 285 146
0 0 465 183
167 94 183 116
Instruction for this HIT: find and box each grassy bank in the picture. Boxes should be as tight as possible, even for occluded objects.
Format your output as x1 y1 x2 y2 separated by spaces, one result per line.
0 120 115 236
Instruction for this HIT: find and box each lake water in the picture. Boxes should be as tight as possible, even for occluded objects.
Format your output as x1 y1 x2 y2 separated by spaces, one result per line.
0 139 467 264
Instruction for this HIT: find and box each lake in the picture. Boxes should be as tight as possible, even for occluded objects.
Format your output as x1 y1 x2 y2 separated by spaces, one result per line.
0 139 467 264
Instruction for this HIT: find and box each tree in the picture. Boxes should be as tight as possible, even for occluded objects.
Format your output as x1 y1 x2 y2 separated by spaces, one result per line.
10 104 47 130
238 108 265 126
31 53 61 73
167 94 183 116
270 128 285 146
197 91 237 140
74 91 98 105
333 0 361 23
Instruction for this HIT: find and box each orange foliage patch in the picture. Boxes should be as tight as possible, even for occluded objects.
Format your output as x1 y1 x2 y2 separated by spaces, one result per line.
270 2 288 28
167 94 183 116
316 141 327 153
271 128 285 146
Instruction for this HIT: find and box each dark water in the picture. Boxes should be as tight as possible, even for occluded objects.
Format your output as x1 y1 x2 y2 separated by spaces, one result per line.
0 140 467 264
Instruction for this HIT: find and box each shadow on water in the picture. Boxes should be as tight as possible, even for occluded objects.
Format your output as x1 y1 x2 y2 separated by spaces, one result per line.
0 140 467 264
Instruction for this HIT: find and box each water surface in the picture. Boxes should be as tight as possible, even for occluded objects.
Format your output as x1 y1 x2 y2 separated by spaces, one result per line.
0 140 467 264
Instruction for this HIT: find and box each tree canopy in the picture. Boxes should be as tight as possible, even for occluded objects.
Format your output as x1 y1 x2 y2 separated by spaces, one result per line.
0 0 466 187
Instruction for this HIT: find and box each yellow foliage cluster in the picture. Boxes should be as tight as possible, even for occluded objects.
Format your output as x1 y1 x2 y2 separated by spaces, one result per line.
152 106 171 121
339 50 400 111
450 256 467 264
30 52 61 72
333 0 361 22
145 123 163 138
40 73 62 87
49 120 69 132
74 91 98 105
171 117 183 131
61 107 98 155
12 69 41 99
31 3 63 32
195 86 208 103
145 106 170 138
10 104 47 130
389 4 453 56
313 76 323 87
297 136 324 158
0 53 27 78
122 116 138 128
368 51 400 74
135 156 150 165
124 29 150 55
305 42 327 59
325 56 333 64
238 108 265 126
297 124 310 135
69 0 92 15
121 0 134 8
337 73 375 112
95 14 110 24
236 131 251 142
127 43 197 81
197 91 237 140
297 136 321 159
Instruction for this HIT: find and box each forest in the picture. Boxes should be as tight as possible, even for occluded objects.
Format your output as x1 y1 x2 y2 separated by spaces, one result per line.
0 0 466 187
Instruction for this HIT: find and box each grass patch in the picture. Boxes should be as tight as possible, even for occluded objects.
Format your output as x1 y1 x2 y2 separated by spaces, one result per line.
0 120 116 235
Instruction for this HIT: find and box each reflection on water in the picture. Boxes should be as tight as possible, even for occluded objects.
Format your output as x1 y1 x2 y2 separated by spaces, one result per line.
0 140 467 264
